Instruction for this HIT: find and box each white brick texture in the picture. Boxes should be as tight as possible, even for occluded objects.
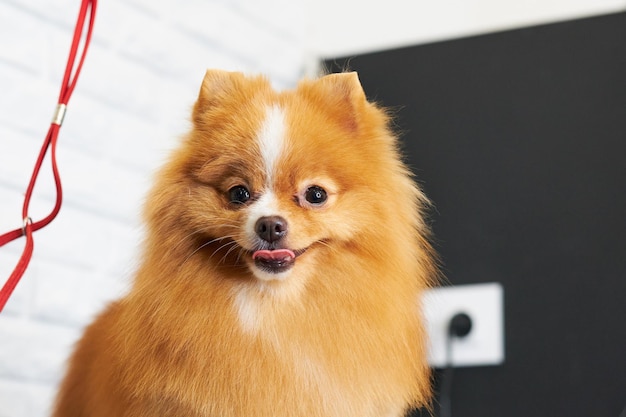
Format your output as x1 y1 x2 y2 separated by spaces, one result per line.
0 1 308 415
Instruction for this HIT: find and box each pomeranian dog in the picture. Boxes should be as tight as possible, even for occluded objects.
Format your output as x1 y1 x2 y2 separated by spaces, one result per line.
52 70 436 417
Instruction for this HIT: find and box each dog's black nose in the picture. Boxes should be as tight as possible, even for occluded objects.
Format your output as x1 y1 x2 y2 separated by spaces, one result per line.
255 216 288 243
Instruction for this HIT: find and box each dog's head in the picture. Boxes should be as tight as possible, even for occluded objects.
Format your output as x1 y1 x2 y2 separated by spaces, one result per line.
146 70 424 286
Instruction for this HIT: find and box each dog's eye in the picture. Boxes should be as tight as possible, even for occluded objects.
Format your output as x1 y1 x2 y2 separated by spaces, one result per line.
228 185 251 205
304 186 327 205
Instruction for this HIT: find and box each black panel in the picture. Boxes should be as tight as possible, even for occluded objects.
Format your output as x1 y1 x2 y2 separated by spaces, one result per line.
326 12 626 417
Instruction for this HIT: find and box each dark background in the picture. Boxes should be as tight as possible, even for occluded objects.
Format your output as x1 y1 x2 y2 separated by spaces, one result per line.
326 12 626 417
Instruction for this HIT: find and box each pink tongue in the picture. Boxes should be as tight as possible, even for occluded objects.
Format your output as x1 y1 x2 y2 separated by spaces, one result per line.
253 249 295 261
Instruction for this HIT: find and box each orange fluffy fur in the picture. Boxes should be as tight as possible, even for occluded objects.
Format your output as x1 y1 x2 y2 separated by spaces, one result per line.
52 70 436 417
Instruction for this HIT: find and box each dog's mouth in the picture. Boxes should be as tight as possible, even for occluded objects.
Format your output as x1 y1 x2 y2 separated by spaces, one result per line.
251 247 307 274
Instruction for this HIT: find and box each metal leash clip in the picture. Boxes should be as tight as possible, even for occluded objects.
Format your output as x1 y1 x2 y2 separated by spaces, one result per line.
51 103 67 126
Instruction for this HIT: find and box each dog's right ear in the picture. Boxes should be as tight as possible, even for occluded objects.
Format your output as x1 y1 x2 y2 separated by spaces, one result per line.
199 69 244 100
193 69 245 124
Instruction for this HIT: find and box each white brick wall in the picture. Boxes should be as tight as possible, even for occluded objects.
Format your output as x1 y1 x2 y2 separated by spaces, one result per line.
0 1 308 415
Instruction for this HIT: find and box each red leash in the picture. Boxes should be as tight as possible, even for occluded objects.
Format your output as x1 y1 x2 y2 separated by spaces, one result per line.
0 0 97 312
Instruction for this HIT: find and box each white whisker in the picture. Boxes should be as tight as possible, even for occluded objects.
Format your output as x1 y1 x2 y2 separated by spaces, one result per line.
180 236 234 267
219 241 246 265
209 239 238 260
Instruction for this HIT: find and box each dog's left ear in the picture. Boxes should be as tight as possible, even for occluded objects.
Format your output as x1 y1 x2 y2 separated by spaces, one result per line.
319 72 366 102
312 72 369 132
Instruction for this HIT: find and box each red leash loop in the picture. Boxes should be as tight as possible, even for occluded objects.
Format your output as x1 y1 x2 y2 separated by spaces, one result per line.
0 0 97 312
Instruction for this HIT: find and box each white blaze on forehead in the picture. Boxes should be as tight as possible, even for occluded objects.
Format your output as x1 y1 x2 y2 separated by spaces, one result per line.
257 105 287 186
